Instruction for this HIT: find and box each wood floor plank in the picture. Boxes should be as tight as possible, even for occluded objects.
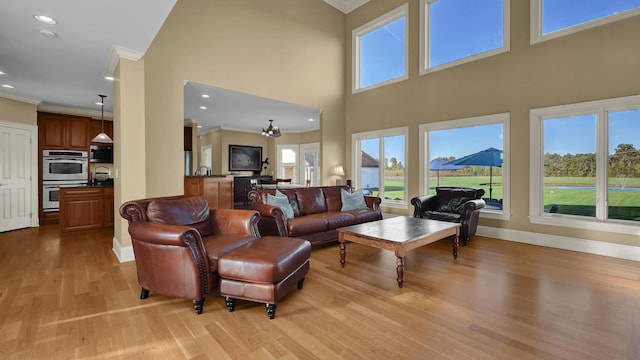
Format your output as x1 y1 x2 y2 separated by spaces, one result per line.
0 226 639 359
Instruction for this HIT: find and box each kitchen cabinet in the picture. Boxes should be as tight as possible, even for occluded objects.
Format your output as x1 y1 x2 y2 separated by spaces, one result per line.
184 126 192 151
38 112 91 151
184 177 233 209
233 175 272 206
59 186 114 232
89 119 114 144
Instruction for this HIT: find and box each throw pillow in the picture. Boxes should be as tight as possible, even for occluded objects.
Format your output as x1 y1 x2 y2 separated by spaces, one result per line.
340 189 368 211
267 193 295 219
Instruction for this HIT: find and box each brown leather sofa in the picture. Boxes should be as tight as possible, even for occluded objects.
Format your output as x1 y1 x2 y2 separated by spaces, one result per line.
247 185 382 246
119 195 260 314
410 186 485 246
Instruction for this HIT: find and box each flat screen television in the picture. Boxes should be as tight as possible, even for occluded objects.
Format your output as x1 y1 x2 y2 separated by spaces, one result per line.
229 145 262 173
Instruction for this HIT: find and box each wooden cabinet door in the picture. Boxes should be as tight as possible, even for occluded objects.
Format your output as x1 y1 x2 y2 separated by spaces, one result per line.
218 179 234 209
103 187 114 227
39 114 66 149
59 188 104 232
184 177 204 195
66 117 90 150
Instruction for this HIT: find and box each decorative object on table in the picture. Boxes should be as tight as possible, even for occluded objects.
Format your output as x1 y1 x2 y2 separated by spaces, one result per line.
333 165 345 185
92 94 113 144
261 119 281 137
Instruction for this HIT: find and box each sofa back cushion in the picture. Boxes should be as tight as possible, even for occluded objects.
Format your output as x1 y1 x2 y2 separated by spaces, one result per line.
294 187 327 215
435 187 484 214
146 195 213 236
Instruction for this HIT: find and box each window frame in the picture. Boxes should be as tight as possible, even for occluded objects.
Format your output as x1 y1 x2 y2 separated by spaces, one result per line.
352 126 409 209
276 144 299 183
352 3 409 94
419 113 511 220
419 0 511 75
530 0 640 44
529 95 640 235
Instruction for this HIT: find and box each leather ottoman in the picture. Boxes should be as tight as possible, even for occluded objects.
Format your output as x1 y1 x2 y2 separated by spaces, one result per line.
218 236 311 319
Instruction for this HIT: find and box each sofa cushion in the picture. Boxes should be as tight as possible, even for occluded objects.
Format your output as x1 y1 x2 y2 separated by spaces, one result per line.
202 234 258 273
424 211 461 223
276 189 301 217
295 187 327 215
146 195 213 236
267 193 295 219
340 189 368 211
320 211 355 229
323 186 346 212
286 214 329 237
435 187 480 214
343 208 382 223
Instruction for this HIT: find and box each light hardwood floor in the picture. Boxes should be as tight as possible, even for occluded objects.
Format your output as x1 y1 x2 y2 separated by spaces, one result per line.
0 225 639 359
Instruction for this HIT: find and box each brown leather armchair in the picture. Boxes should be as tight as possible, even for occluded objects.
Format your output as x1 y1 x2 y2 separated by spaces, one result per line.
411 187 485 246
119 195 260 314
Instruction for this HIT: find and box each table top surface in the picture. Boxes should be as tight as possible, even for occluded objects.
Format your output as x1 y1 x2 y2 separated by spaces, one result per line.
337 216 460 244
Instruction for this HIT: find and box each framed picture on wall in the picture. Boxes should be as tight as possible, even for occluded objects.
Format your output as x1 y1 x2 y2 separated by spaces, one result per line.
229 145 262 172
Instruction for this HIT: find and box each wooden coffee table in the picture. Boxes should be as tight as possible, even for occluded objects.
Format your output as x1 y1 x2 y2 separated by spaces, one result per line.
337 216 461 288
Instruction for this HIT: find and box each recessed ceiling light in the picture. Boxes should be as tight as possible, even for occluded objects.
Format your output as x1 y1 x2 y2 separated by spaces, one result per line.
34 15 57 25
197 125 203 128
95 101 103 106
2 84 15 89
308 118 315 122
201 94 210 98
200 106 207 110
0 71 5 75
104 76 114 81
39 29 57 39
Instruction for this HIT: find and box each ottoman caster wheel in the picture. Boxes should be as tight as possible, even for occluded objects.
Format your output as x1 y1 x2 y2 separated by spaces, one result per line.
226 297 236 312
266 303 277 319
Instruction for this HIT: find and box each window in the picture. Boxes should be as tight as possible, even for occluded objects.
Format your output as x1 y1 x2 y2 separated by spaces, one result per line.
352 4 408 93
420 0 510 74
531 0 640 43
352 127 408 207
300 143 320 187
419 113 510 220
530 95 640 234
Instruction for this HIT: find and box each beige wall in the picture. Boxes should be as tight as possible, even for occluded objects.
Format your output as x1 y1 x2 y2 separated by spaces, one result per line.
345 1 640 245
140 0 346 198
0 97 37 125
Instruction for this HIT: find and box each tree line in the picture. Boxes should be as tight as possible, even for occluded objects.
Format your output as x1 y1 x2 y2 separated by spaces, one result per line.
545 144 639 177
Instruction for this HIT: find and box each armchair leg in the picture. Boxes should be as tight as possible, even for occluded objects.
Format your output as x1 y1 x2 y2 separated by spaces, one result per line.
140 288 149 299
297 278 305 290
266 303 277 319
192 298 205 315
225 297 236 312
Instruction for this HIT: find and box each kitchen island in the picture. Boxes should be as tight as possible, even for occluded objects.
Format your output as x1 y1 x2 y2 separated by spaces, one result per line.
184 175 234 209
59 185 114 233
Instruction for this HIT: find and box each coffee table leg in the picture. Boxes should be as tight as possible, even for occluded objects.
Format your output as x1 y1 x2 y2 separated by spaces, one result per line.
396 256 404 288
452 234 459 259
340 241 346 267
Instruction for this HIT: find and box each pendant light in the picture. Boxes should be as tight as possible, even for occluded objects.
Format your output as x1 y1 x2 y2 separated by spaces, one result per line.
92 94 113 143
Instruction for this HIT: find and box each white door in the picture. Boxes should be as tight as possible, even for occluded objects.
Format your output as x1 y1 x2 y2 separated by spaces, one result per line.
0 122 34 232
276 144 298 183
300 142 320 186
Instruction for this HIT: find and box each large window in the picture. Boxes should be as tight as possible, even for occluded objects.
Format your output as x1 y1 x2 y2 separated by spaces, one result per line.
531 0 640 43
420 0 510 74
276 145 298 183
352 127 408 207
530 95 640 234
419 113 510 220
352 4 408 93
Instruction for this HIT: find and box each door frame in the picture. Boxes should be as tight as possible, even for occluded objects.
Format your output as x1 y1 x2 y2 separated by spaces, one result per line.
0 120 39 228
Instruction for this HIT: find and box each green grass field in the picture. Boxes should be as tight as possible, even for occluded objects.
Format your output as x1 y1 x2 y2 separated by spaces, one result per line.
365 175 640 221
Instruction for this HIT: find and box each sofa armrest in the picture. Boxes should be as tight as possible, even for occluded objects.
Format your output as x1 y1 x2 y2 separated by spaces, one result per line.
251 203 288 237
127 222 203 247
364 196 382 212
410 195 438 218
209 209 260 237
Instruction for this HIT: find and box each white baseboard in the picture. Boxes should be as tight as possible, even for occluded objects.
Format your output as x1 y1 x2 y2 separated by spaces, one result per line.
477 225 640 262
112 236 135 263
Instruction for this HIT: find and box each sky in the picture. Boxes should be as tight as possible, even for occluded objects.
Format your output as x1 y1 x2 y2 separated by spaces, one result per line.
359 1 640 162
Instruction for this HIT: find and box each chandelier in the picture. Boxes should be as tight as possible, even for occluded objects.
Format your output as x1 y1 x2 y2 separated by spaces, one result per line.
261 119 281 137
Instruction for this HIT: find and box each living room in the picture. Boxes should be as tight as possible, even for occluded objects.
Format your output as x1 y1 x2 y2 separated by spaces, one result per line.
1 0 639 358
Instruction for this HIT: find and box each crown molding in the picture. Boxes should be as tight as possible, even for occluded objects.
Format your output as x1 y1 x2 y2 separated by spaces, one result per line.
323 0 369 13
0 91 41 105
106 45 145 74
37 104 113 120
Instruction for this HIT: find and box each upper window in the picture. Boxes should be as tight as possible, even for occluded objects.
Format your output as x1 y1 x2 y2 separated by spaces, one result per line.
352 4 408 93
530 95 640 234
420 0 510 74
531 0 640 43
419 113 510 220
352 127 408 208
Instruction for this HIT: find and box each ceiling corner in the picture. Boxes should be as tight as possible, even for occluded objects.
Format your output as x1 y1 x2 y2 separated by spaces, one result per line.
107 45 145 74
323 0 369 13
